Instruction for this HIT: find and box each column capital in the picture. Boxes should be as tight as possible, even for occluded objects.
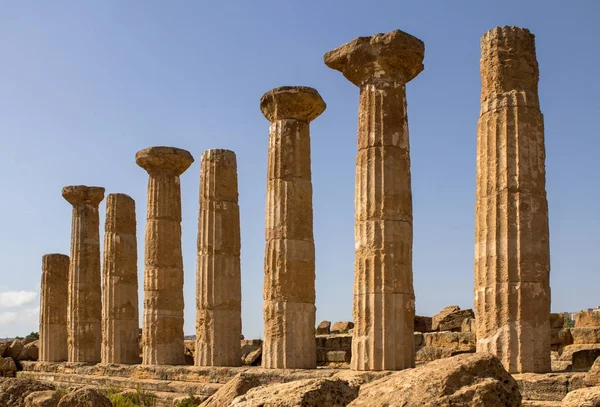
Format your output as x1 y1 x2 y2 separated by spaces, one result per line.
135 146 194 176
260 86 326 123
62 185 105 206
324 29 424 87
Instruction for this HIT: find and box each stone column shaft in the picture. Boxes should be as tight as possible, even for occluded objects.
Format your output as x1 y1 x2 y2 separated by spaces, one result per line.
136 146 194 366
63 185 105 363
196 149 242 367
102 193 140 364
475 26 551 373
39 254 69 362
325 29 424 371
260 86 325 369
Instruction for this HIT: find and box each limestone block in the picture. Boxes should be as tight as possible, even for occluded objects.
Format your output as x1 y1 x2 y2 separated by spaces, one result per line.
551 329 573 347
348 353 520 407
5 340 24 360
559 345 600 362
0 357 16 377
431 306 460 331
460 318 476 333
572 349 600 372
0 379 55 407
561 387 600 407
331 321 354 333
423 332 476 351
575 311 600 328
316 321 331 335
18 341 39 361
57 387 111 407
551 313 566 329
437 309 474 332
24 390 61 407
241 340 262 366
414 316 432 333
570 328 600 345
39 254 69 363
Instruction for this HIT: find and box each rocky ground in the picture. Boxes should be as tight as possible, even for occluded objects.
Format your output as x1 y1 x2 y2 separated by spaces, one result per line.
2 307 599 406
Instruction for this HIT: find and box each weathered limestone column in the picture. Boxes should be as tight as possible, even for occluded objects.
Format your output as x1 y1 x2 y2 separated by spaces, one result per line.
475 26 551 373
62 185 105 363
324 30 424 371
260 86 325 369
136 146 194 366
39 254 69 362
195 149 242 367
101 193 140 364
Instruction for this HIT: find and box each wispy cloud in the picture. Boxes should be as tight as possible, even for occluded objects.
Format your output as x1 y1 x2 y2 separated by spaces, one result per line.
0 291 38 308
0 307 39 324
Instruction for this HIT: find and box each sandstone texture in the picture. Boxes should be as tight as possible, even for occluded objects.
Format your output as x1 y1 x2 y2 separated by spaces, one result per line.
136 146 194 365
330 321 354 333
571 328 600 344
514 373 586 402
260 86 325 369
325 29 424 371
62 185 105 363
432 305 461 331
19 341 39 361
229 378 358 407
475 26 551 373
576 311 600 328
573 349 600 371
102 193 139 364
199 372 265 407
196 149 242 367
0 379 55 407
414 315 432 333
24 390 61 407
0 357 16 377
39 254 69 363
437 309 475 332
240 340 262 366
584 357 600 387
316 321 331 335
561 387 600 407
57 387 111 407
348 353 521 406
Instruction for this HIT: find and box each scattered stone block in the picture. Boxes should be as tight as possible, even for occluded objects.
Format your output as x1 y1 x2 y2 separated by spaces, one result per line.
18 341 39 362
570 328 600 344
316 321 331 335
57 387 111 407
575 310 600 328
348 353 521 407
561 387 600 407
431 305 460 331
24 390 61 407
460 318 475 333
240 340 262 366
550 313 565 329
0 357 16 377
437 309 475 332
572 349 600 372
5 340 24 360
584 356 600 387
414 316 432 333
330 321 354 334
0 379 55 407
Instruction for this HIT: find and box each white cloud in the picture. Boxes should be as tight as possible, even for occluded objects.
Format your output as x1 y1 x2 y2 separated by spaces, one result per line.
0 307 38 324
0 291 38 308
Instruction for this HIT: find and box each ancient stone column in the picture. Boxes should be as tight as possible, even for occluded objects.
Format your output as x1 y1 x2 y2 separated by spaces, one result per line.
136 146 194 366
62 185 105 363
475 26 551 373
324 30 424 371
39 253 69 362
195 149 242 367
260 86 326 369
101 193 140 364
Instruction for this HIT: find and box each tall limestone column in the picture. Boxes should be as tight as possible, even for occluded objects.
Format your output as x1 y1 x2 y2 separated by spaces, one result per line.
136 146 194 365
475 26 551 373
101 193 140 364
195 149 242 367
324 30 424 371
39 253 69 362
62 185 105 363
260 86 326 369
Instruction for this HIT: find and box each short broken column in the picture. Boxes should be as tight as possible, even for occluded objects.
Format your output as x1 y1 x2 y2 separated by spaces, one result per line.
136 146 194 366
475 26 551 373
260 86 326 369
195 149 242 367
101 193 140 364
324 29 424 370
39 253 69 362
62 185 105 363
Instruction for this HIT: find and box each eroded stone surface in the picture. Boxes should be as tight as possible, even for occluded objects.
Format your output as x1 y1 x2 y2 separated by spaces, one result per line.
325 29 423 371
101 193 139 364
261 86 324 369
348 353 521 406
136 146 194 366
474 26 551 373
57 387 111 407
561 387 600 407
62 185 105 363
196 149 242 367
39 254 69 363
584 357 600 387
575 311 600 328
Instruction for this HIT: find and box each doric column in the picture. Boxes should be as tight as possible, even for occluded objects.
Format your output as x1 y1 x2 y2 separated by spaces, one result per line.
260 86 326 369
101 193 140 364
62 185 105 363
475 26 551 373
39 253 69 362
195 149 242 367
324 29 424 371
136 146 194 366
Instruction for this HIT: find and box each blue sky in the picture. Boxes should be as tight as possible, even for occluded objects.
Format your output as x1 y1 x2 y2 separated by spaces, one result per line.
0 1 598 339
